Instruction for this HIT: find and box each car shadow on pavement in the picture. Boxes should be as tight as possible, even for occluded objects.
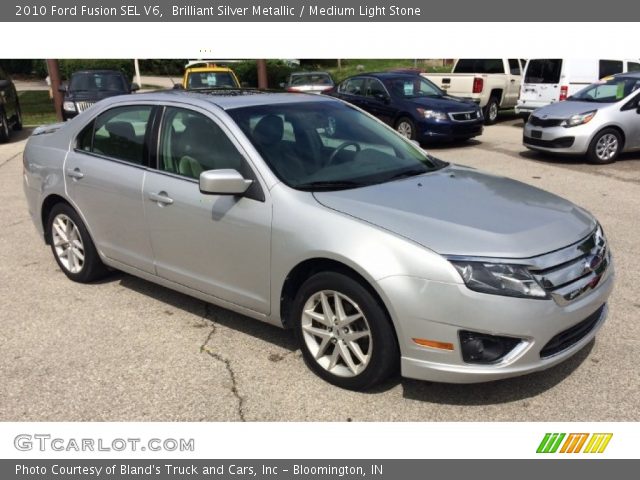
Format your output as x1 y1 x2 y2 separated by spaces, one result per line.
5 127 34 143
398 340 594 405
114 272 298 352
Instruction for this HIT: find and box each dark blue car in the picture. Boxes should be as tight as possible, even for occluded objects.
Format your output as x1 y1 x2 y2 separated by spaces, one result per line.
326 72 483 143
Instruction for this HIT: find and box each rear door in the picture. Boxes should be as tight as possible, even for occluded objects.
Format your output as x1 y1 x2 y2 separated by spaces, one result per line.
361 78 396 125
65 104 156 272
621 89 640 150
142 106 272 313
505 59 522 107
521 59 563 106
334 77 368 110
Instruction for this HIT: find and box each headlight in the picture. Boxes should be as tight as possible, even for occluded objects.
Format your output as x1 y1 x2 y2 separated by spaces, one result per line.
63 101 76 112
560 110 596 128
450 261 548 299
418 108 448 121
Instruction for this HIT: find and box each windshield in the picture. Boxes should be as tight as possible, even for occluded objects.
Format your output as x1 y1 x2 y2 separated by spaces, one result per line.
187 71 238 89
290 73 333 86
227 101 446 190
385 76 443 98
69 72 127 92
569 76 640 103
454 59 505 74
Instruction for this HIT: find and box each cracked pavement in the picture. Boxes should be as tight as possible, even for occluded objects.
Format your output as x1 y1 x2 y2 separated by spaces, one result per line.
1 117 639 421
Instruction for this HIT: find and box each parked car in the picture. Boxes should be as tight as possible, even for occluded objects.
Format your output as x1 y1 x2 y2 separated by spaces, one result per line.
516 58 640 119
60 70 139 120
23 90 613 390
326 72 483 142
423 59 525 124
181 61 241 90
523 72 640 164
0 66 23 143
281 71 334 93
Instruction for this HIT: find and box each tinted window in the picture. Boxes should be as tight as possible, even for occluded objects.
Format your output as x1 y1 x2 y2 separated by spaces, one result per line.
365 78 388 98
159 107 246 179
569 76 640 104
69 72 127 92
91 106 152 164
508 59 521 75
599 60 623 79
227 101 444 190
454 59 504 74
289 73 333 86
187 72 237 89
525 59 562 84
339 77 366 96
628 62 640 72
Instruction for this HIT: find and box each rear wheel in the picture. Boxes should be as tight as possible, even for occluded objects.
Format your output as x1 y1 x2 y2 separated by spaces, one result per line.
47 203 109 283
292 272 399 390
0 110 9 143
13 101 23 131
395 117 416 140
483 97 500 125
587 128 622 164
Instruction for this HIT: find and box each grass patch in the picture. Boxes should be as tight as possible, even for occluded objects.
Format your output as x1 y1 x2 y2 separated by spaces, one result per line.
18 91 58 126
324 59 452 83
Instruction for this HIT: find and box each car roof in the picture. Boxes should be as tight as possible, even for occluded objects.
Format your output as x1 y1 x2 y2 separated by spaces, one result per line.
343 71 420 81
105 89 339 110
71 70 124 75
291 71 331 75
615 71 640 79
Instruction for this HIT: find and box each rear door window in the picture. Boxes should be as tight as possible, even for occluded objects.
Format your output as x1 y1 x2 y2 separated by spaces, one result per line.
628 62 640 72
599 60 624 79
339 77 366 96
89 106 152 165
365 78 388 98
454 59 505 74
508 59 521 75
524 59 562 84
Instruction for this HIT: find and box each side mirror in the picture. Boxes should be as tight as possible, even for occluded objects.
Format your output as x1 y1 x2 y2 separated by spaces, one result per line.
172 83 184 90
58 84 68 93
0 79 10 89
130 82 140 92
199 169 252 195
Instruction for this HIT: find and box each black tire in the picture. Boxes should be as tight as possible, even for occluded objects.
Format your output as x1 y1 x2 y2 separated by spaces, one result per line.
521 113 530 125
587 128 622 165
483 97 500 125
292 271 399 390
0 110 9 143
13 101 23 131
395 116 416 140
47 203 109 283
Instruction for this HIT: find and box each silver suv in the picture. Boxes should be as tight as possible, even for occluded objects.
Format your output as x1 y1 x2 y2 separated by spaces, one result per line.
23 90 614 390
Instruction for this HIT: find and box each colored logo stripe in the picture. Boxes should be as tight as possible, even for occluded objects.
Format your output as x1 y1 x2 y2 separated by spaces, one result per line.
537 433 612 453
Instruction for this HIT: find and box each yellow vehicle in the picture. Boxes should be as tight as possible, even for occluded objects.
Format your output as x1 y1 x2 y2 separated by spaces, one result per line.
181 61 241 89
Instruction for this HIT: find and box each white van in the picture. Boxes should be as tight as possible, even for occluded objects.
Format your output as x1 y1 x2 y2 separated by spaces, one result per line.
516 58 640 117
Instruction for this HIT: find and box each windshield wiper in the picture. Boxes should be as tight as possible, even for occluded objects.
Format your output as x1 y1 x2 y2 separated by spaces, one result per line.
383 168 428 182
296 180 365 191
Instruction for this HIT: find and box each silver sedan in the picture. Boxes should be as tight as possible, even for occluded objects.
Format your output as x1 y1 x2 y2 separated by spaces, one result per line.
23 90 614 390
524 72 640 164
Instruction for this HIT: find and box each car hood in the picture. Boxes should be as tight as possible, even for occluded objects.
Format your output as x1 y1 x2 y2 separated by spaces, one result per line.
407 95 478 112
66 91 128 101
532 100 605 118
313 165 595 258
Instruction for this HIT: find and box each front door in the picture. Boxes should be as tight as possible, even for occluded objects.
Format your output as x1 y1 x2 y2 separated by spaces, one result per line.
142 106 272 314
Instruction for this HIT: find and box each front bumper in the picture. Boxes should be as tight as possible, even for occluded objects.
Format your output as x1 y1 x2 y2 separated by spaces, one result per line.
523 122 594 155
377 259 614 383
418 118 484 142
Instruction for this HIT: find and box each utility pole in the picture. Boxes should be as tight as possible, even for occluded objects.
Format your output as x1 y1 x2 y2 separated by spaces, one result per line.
256 59 268 89
46 59 63 122
134 59 142 88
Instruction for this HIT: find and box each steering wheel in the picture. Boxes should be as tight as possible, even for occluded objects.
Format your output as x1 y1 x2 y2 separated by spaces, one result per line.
327 142 361 166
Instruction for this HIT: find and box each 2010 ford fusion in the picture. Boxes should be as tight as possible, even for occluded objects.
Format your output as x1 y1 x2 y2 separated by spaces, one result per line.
23 90 614 390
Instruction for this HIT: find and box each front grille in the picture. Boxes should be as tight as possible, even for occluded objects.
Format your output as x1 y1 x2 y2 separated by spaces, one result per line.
529 225 610 306
540 304 605 358
75 101 95 113
450 111 481 122
529 115 563 127
524 136 575 148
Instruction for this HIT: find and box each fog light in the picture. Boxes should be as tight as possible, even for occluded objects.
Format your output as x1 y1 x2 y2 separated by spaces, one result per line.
459 331 521 364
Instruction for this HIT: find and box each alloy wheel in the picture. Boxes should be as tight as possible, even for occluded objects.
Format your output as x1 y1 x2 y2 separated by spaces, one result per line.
301 290 372 377
488 102 498 122
51 214 85 274
595 134 619 162
396 121 413 138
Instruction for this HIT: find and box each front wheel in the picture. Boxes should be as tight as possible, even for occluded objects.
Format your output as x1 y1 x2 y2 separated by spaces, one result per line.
0 110 9 143
587 129 622 164
292 272 399 390
47 203 109 283
13 101 23 131
395 117 416 140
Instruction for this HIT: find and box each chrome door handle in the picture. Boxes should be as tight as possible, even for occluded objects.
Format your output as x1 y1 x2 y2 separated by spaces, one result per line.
66 168 84 179
149 192 174 205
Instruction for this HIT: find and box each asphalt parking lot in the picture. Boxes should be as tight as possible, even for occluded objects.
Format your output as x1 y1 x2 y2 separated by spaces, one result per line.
1 116 639 422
